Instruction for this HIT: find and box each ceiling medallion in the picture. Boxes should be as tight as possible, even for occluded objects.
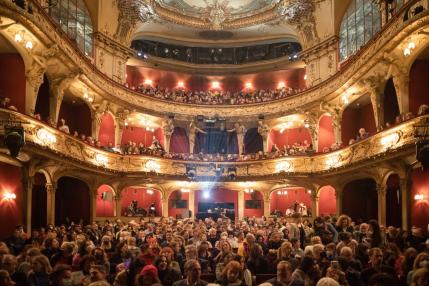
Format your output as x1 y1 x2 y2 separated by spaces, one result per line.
278 0 314 24
206 0 230 30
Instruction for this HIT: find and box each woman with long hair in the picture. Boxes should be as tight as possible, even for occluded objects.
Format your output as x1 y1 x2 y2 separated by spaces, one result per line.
27 255 52 286
216 260 246 286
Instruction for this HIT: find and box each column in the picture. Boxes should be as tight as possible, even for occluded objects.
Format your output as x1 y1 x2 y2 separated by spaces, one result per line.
238 190 244 220
263 199 271 218
332 115 342 144
335 190 343 216
92 112 102 141
24 178 33 234
400 178 410 230
311 193 320 219
392 71 410 114
114 125 124 147
189 190 195 219
161 198 169 218
46 183 56 225
115 194 122 217
309 125 319 152
377 185 387 226
25 63 46 115
369 90 385 131
49 74 79 124
89 190 96 222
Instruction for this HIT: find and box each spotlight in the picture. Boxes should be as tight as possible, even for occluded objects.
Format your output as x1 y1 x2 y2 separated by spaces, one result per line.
4 125 25 158
186 165 197 180
227 167 237 180
203 191 210 199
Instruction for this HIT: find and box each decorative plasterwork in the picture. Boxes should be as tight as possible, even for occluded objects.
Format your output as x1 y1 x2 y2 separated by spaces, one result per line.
1 109 422 179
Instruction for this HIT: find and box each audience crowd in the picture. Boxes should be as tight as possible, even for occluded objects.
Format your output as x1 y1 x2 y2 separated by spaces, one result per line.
126 85 305 105
1 215 429 286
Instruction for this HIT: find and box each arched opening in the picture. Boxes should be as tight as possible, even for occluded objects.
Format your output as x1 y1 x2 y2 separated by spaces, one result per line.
318 114 336 152
55 176 90 225
58 97 92 137
270 187 311 217
341 94 376 145
244 128 263 154
98 113 115 147
0 161 23 240
170 127 189 154
0 34 25 112
409 47 429 115
168 190 189 218
268 127 312 153
410 168 429 230
385 174 402 227
31 172 47 229
195 188 237 220
243 190 264 218
383 78 400 127
120 187 162 217
342 178 377 222
34 75 51 121
318 186 337 216
121 126 163 149
96 185 115 217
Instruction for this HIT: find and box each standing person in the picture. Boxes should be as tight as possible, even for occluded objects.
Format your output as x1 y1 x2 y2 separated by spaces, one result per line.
361 248 398 285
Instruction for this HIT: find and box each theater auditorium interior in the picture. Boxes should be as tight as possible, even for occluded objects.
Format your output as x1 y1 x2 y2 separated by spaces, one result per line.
1 0 429 285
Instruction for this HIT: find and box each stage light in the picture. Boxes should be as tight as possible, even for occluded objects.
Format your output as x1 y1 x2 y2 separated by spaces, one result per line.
203 191 210 199
144 79 153 86
3 192 16 200
211 81 220 89
244 82 253 89
277 81 286 89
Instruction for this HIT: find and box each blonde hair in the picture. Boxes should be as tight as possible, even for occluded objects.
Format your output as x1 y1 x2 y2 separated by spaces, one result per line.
32 255 52 274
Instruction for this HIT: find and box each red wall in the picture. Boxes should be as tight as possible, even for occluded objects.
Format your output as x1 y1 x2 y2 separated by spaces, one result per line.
243 191 264 217
170 127 189 154
194 189 238 215
318 115 335 152
409 60 429 115
120 187 162 216
121 126 163 148
268 128 312 151
96 185 115 217
168 190 189 218
58 102 92 136
0 162 23 240
98 113 115 146
341 103 377 145
0 54 26 112
56 177 90 225
411 168 429 230
126 66 306 93
318 186 336 216
269 188 311 215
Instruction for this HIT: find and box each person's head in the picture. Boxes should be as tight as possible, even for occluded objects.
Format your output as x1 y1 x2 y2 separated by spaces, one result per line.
222 260 242 282
50 264 72 286
411 268 429 286
31 255 52 274
185 245 198 260
1 255 17 274
413 252 429 270
369 248 383 268
276 261 292 283
89 265 107 282
154 254 168 271
336 215 351 228
184 259 201 284
316 277 339 286
278 241 293 259
0 269 15 286
136 265 159 286
339 246 353 261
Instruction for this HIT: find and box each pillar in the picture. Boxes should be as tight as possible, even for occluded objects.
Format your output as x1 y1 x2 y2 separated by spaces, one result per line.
25 63 46 115
263 198 271 218
161 198 169 218
400 178 410 230
332 115 342 144
335 190 343 216
46 183 56 225
377 185 387 226
189 190 195 219
392 72 410 115
24 178 33 234
369 90 385 131
114 125 124 147
115 194 122 217
238 190 244 220
92 111 102 141
311 193 320 219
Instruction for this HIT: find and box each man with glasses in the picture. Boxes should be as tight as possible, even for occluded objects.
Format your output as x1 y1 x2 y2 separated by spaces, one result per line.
173 259 208 286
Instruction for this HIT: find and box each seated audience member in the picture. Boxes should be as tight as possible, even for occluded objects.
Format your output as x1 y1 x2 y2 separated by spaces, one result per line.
0 269 15 286
356 128 369 141
267 260 304 286
216 260 246 286
417 104 429 115
58 118 70 134
173 259 208 286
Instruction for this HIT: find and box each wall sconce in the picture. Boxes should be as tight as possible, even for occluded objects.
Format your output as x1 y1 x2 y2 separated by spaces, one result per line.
341 95 349 105
145 127 155 132
403 42 416 57
304 119 310 128
147 189 154 195
25 40 33 50
275 161 292 173
277 190 288 195
145 160 160 172
95 153 108 166
3 192 16 200
14 31 23 42
414 194 426 201
244 188 254 193
180 188 190 193
83 91 94 103
307 190 312 194
37 128 56 146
